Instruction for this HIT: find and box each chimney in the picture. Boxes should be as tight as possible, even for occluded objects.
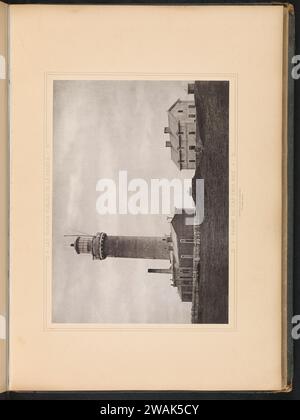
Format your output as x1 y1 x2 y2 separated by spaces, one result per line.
188 83 195 94
148 268 172 275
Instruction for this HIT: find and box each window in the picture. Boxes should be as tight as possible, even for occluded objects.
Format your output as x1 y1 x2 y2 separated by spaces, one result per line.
188 114 196 118
189 132 196 135
189 160 196 163
188 104 195 109
178 110 183 113
181 255 193 259
180 280 192 286
189 146 195 151
182 293 192 301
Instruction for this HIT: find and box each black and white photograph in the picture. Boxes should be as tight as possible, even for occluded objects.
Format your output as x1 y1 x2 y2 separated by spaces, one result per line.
52 80 229 324
1 1 297 398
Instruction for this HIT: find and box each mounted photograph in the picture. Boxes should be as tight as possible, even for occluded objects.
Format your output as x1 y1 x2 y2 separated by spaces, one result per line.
52 80 229 324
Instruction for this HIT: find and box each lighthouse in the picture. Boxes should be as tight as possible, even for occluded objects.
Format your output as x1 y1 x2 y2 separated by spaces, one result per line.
69 210 195 303
70 232 171 261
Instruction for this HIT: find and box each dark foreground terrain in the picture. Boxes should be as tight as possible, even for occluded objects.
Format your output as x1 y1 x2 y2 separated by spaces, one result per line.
192 81 229 324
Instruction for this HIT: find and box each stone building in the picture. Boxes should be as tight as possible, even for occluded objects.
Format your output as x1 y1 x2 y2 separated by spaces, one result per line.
149 210 194 302
165 99 197 170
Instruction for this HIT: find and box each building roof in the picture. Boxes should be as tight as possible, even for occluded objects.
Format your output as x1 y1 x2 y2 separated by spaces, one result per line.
171 210 195 236
170 145 181 170
170 225 180 266
167 113 183 169
167 98 181 113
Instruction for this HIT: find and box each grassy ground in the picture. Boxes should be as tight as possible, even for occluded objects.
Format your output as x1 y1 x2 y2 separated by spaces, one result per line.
191 81 229 324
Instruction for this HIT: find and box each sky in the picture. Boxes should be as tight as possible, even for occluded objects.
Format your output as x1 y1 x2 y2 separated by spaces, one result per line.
52 80 194 323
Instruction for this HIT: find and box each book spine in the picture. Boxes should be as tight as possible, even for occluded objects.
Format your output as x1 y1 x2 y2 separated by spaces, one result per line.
281 3 295 392
286 5 295 391
0 1 8 394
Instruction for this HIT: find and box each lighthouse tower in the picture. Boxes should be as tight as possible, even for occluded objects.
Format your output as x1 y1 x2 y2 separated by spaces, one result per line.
69 210 194 303
70 232 171 261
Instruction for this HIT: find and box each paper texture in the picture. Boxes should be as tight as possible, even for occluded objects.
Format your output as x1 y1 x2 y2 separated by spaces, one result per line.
0 0 8 394
9 4 285 391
